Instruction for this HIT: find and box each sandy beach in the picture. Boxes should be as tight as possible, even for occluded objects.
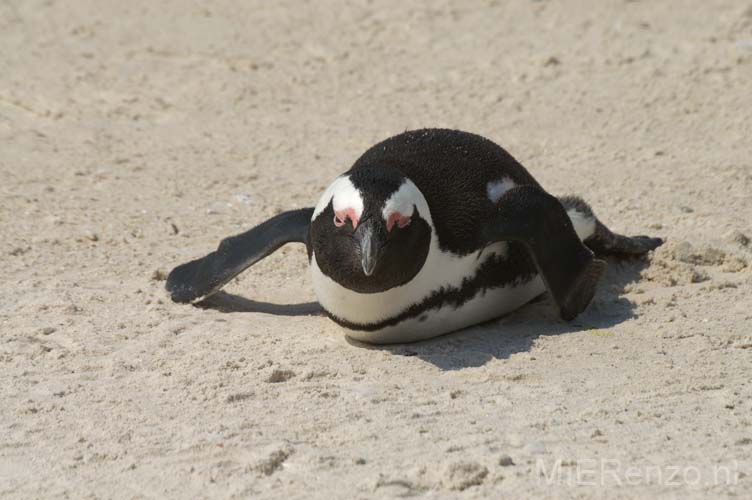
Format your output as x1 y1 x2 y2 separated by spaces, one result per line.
2 0 751 498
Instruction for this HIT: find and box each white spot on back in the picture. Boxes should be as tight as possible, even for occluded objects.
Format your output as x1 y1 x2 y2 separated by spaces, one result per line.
312 176 364 221
486 177 517 203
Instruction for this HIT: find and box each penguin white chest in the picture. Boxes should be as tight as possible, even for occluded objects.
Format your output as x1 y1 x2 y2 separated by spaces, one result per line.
310 242 545 344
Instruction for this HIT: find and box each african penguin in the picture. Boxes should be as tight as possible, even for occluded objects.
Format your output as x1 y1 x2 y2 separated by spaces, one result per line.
166 129 662 344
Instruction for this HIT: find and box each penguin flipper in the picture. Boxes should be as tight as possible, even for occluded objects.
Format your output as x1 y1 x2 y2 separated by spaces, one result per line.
166 208 313 303
482 186 606 321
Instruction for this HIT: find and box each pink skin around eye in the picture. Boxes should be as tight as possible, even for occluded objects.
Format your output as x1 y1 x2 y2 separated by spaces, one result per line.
334 208 360 229
386 212 411 232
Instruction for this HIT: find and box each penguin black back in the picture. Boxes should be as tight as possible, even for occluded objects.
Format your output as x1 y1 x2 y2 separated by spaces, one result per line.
349 128 542 256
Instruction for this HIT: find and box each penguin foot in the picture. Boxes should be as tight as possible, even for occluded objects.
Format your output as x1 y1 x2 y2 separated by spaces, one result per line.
558 257 607 321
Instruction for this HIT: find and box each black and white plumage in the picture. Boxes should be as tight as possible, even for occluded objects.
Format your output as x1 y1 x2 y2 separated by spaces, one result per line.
166 129 662 344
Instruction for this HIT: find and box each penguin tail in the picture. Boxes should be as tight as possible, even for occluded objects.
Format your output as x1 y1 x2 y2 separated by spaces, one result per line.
558 195 664 257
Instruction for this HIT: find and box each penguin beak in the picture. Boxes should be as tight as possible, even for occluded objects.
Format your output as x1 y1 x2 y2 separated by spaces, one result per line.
355 222 380 277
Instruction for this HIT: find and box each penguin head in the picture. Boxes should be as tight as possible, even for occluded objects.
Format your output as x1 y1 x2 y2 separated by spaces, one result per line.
309 165 432 293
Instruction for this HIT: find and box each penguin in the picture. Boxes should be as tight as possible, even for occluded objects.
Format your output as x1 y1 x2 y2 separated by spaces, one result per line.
166 129 662 344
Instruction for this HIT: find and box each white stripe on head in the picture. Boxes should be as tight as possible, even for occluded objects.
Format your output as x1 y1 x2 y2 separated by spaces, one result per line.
312 175 364 221
381 179 433 226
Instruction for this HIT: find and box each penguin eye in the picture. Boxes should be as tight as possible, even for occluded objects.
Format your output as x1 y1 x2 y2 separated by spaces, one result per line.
386 213 412 232
333 208 359 229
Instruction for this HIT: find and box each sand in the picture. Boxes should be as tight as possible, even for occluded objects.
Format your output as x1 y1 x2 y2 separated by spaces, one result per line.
2 0 751 498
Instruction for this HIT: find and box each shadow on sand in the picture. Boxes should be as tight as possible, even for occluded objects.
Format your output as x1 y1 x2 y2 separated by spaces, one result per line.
196 291 323 316
346 256 653 370
197 258 651 371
